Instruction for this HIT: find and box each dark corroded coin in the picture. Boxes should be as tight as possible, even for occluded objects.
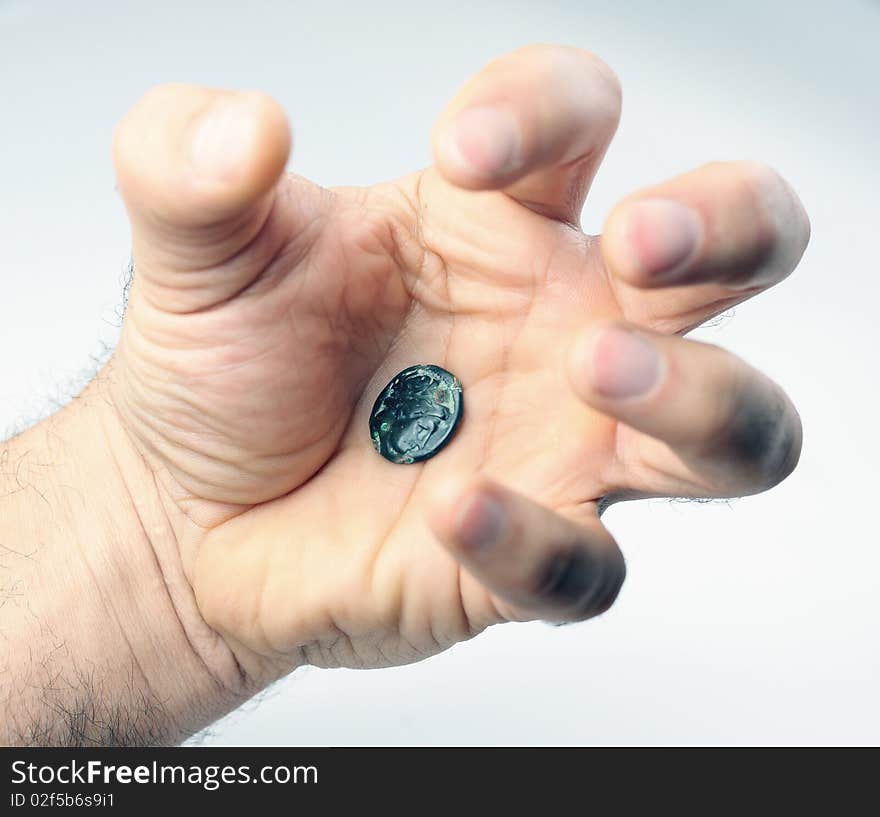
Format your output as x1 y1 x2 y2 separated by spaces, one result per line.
369 364 463 464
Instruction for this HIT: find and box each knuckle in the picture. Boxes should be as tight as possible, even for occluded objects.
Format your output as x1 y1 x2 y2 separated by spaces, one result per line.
533 544 625 621
700 160 810 289
140 81 190 107
585 549 626 619
584 50 623 106
711 369 803 489
741 161 811 275
693 160 809 290
491 44 622 116
113 83 194 161
738 163 781 264
570 48 623 119
741 160 786 222
129 83 198 129
740 159 784 189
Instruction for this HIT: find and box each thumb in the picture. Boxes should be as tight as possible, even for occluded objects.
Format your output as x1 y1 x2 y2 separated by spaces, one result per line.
113 83 291 312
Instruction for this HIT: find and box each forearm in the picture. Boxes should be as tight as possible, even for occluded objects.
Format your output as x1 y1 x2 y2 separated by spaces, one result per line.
0 363 245 745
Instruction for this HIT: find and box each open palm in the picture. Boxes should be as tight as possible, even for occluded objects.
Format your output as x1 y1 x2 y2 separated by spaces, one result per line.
110 46 808 687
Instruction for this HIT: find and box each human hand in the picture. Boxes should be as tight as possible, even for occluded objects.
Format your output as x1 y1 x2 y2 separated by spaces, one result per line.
108 45 808 687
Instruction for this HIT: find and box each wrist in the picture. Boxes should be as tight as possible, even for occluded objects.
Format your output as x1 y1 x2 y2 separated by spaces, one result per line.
0 362 247 745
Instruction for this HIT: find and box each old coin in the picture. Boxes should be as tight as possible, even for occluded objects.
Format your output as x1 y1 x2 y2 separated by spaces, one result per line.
369 364 463 464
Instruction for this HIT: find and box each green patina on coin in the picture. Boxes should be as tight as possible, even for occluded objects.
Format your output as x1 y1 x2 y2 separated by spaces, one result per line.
369 364 463 464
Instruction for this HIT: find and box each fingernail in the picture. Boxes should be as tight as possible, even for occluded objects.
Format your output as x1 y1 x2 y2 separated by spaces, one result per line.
442 106 522 178
623 199 703 281
191 96 259 181
457 490 507 552
588 326 662 399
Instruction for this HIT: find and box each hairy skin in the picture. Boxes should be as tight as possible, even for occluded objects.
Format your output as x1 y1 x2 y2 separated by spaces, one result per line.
0 390 245 746
1 45 809 744
7 660 170 748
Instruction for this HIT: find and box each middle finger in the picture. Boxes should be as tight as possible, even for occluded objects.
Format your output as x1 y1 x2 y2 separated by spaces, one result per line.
601 160 810 333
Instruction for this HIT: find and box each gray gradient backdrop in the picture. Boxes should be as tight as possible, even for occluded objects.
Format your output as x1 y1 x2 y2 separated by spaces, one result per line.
1 0 878 745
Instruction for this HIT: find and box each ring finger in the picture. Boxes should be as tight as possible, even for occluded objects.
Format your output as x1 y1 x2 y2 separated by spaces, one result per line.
567 321 803 500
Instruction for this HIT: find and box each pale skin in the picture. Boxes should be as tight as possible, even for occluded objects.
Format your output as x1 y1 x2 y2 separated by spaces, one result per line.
0 45 809 745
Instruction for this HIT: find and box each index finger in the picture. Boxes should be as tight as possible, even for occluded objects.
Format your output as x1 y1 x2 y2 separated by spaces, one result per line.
431 44 622 224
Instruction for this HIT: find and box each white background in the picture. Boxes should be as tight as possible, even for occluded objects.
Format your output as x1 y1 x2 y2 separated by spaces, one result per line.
1 0 877 745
